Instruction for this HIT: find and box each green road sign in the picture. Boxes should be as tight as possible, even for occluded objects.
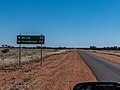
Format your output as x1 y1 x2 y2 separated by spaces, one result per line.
17 35 45 44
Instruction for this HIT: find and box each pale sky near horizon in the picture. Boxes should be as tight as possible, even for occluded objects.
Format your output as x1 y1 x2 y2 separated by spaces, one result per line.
0 0 120 47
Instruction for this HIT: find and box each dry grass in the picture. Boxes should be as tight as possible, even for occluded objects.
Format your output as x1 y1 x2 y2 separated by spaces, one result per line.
0 48 70 69
89 50 120 57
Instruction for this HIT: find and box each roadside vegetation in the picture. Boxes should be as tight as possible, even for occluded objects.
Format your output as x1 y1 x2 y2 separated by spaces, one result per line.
0 45 70 69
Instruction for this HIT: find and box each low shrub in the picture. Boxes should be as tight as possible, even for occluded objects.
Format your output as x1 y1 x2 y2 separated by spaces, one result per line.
1 48 10 53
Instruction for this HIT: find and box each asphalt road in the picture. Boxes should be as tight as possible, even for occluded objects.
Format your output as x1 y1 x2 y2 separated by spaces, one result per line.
77 50 120 82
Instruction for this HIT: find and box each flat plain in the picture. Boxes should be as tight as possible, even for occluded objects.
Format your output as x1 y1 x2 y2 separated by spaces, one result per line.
0 49 96 90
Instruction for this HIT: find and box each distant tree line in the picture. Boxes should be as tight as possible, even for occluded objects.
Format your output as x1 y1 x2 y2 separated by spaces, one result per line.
0 45 72 49
35 46 72 49
1 44 14 48
1 44 120 50
89 46 120 50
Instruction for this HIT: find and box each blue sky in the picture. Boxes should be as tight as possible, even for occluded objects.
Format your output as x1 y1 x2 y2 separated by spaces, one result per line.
0 0 120 47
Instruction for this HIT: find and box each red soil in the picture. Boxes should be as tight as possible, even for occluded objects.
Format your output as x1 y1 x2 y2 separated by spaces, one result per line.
0 50 96 90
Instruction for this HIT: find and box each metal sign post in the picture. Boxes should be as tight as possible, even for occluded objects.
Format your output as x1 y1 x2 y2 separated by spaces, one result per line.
19 43 21 66
41 43 42 66
18 34 22 66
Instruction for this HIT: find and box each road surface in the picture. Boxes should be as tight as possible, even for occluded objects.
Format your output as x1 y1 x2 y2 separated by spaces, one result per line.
77 50 120 82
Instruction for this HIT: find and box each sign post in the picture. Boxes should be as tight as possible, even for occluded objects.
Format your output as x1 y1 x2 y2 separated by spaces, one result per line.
18 34 22 66
41 43 43 66
17 35 45 66
19 40 21 66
